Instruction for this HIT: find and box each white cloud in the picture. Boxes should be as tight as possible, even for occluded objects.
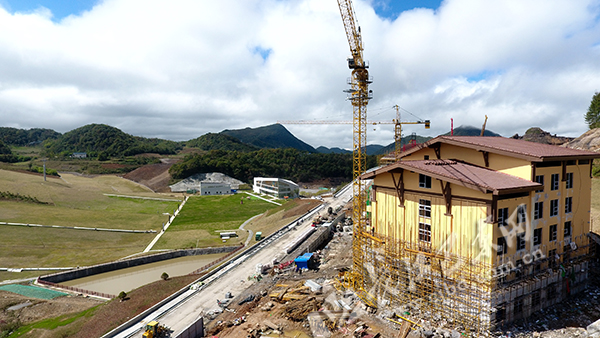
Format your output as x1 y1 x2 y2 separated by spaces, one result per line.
0 0 599 149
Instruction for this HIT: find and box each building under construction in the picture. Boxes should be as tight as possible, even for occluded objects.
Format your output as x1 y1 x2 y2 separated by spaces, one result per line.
351 136 599 334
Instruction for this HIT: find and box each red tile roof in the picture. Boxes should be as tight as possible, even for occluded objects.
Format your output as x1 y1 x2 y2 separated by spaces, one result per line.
398 136 599 162
361 159 541 195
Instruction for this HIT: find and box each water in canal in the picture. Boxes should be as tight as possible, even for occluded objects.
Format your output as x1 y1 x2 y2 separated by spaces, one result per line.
62 253 226 295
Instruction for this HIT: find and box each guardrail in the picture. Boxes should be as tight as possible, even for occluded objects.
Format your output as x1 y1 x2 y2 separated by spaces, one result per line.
37 278 115 299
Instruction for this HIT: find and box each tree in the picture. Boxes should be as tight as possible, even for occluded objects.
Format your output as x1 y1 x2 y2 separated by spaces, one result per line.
161 272 169 281
585 92 600 129
97 151 109 161
117 291 127 301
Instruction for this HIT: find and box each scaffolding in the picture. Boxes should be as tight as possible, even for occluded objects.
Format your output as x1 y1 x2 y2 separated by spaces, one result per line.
342 231 592 335
367 236 494 335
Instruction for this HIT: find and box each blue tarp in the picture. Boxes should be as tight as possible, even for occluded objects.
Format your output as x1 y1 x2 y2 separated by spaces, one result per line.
294 252 314 270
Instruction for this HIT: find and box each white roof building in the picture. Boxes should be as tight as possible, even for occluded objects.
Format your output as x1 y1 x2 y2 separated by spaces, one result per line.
253 177 300 199
199 182 231 195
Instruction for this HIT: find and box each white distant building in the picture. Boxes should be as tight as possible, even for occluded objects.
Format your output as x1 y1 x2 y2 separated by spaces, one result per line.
199 182 231 195
253 177 300 199
169 172 244 193
71 152 87 159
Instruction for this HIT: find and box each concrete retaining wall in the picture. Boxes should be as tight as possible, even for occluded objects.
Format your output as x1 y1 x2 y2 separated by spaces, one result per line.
39 246 241 284
298 226 332 255
175 316 204 338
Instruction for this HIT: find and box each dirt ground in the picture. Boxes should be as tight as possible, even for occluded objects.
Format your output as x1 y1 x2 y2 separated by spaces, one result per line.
123 161 174 192
202 227 600 338
0 290 102 335
205 232 399 338
298 178 347 190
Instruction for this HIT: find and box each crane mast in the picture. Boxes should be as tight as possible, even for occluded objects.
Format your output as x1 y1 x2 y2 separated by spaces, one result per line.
337 0 374 302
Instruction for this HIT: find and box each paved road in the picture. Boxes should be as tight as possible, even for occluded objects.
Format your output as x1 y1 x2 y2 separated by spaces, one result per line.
110 188 352 338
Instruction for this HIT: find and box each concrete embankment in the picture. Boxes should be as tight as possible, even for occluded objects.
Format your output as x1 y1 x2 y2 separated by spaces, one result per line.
287 213 346 258
38 246 241 285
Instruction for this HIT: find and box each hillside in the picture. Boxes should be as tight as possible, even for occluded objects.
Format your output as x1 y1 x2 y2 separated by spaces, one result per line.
512 127 574 145
316 146 351 154
364 144 384 155
42 124 181 158
169 148 377 183
0 140 11 155
443 125 501 137
562 128 600 152
316 145 389 155
220 124 316 152
0 127 60 146
0 139 30 163
186 133 259 152
123 162 174 192
375 135 433 155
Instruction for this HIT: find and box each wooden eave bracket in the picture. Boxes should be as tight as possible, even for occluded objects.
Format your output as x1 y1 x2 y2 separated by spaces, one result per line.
430 143 441 159
440 181 452 216
480 151 489 167
486 195 498 224
390 169 405 207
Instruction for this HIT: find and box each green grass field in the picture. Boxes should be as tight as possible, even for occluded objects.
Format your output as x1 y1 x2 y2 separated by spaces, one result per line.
0 170 182 281
0 170 181 229
154 194 282 249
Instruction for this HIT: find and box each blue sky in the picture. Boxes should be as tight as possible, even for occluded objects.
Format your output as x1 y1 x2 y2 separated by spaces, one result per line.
373 0 443 19
0 0 598 149
0 0 443 21
0 0 98 20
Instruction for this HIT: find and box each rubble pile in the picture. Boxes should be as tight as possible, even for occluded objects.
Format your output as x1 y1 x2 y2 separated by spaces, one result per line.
280 297 323 322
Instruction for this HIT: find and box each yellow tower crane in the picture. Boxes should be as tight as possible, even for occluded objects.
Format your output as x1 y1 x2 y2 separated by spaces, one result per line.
336 0 375 305
278 105 430 163
390 105 430 162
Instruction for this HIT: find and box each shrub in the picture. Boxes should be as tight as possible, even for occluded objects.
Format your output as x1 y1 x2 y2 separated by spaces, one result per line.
117 291 127 302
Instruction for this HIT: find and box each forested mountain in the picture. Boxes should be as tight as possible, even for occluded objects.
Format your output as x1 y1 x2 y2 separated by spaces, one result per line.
316 146 351 154
220 124 316 152
0 140 12 155
42 124 181 158
443 125 501 137
186 133 259 152
169 148 377 183
0 139 26 163
0 127 60 146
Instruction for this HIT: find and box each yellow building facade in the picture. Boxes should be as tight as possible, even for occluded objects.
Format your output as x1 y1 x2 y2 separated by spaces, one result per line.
360 136 598 332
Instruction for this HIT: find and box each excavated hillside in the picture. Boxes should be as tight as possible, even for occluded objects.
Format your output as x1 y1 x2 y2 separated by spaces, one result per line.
122 161 174 192
511 127 573 145
562 128 600 152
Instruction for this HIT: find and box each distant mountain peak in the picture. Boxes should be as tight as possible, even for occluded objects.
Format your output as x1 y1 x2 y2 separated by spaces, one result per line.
220 124 316 152
444 125 501 137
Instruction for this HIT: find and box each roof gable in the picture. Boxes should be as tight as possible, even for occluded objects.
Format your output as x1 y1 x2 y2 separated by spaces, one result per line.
362 159 541 195
398 136 599 162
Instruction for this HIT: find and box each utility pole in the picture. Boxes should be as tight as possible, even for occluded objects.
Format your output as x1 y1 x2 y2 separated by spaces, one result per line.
42 158 47 181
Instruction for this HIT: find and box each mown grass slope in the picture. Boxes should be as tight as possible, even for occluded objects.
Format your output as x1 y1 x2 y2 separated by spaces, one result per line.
155 194 281 249
0 170 181 281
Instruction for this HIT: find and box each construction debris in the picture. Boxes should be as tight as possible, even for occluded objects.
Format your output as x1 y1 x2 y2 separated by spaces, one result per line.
281 297 323 322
